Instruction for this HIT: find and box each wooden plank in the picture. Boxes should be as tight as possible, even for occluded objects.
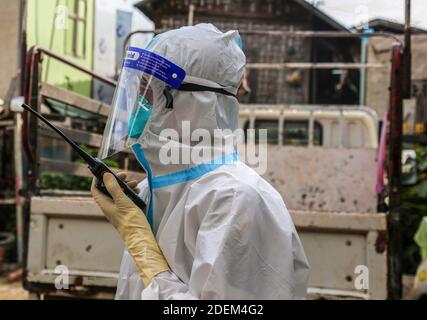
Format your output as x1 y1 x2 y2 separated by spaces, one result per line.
40 83 111 117
40 125 103 148
40 159 92 177
39 124 134 154
0 198 16 205
0 120 15 126
39 158 146 181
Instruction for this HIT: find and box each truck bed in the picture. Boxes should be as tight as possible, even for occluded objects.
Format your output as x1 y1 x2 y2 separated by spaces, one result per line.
26 196 387 299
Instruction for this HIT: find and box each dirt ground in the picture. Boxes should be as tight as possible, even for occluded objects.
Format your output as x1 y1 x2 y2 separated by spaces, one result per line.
0 275 416 300
0 277 29 300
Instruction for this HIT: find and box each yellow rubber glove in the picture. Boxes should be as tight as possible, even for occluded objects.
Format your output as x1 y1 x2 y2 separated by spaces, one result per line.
91 173 170 287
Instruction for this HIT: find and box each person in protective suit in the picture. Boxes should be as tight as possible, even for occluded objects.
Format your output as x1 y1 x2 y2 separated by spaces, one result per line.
92 23 310 300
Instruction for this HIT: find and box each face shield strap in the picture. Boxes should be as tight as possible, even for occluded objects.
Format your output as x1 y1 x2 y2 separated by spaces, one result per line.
178 83 237 98
163 86 174 109
162 82 237 110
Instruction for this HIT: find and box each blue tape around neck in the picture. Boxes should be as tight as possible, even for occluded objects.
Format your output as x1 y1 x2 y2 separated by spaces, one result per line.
151 152 239 190
131 144 239 228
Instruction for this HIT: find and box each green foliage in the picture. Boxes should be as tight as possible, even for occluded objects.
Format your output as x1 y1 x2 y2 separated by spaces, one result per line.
40 172 92 191
402 145 427 274
73 144 119 169
405 180 427 199
41 145 119 191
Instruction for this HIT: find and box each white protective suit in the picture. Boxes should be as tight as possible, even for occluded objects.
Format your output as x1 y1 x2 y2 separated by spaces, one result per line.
115 24 310 300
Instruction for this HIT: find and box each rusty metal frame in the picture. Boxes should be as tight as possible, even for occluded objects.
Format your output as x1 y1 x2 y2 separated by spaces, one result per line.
21 45 118 294
387 43 404 300
23 45 115 164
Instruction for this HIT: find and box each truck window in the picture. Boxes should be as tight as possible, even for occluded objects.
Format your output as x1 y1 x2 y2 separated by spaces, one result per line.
243 120 279 144
284 121 323 146
253 120 279 144
244 120 323 146
284 121 308 146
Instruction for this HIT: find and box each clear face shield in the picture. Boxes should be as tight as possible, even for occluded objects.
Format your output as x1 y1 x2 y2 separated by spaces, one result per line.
98 47 186 160
98 71 154 159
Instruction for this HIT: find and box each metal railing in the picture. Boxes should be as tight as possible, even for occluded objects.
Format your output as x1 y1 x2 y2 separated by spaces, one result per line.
124 29 398 71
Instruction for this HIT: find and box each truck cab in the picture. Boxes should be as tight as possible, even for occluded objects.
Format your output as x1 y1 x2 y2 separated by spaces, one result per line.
239 105 378 149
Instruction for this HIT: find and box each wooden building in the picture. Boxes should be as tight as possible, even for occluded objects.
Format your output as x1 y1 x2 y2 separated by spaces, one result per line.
136 0 361 105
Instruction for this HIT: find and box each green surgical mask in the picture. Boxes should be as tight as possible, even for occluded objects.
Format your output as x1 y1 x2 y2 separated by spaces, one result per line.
128 96 152 139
